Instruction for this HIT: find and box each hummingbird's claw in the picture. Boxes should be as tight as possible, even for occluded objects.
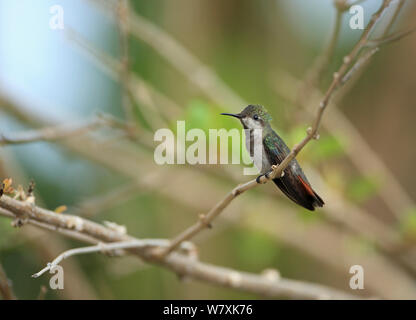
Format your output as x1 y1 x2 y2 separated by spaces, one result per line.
256 174 265 184
256 170 273 184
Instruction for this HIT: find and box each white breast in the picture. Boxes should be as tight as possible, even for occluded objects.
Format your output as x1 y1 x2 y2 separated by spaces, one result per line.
244 129 271 174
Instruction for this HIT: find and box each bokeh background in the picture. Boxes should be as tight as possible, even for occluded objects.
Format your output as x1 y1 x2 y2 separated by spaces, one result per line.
1 0 416 299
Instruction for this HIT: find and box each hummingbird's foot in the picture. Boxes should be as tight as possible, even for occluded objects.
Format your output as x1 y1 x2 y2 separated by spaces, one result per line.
256 170 273 184
271 165 285 178
256 174 264 184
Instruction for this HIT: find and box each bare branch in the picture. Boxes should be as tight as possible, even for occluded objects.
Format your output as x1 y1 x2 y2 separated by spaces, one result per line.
0 194 359 299
341 47 380 84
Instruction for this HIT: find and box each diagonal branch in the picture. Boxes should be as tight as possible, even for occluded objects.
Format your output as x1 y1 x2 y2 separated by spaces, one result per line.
157 0 395 258
290 0 414 221
82 0 414 223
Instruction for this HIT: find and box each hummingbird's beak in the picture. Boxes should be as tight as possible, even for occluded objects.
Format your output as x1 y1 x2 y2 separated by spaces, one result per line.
220 113 242 119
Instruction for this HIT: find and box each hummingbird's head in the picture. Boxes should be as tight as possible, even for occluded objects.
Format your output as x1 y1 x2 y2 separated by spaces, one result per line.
221 105 272 130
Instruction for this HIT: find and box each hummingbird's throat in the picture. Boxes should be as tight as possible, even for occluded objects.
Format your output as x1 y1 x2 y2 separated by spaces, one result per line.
241 117 263 130
244 128 270 174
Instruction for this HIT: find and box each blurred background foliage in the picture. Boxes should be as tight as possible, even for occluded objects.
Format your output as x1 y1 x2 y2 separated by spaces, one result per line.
0 0 416 299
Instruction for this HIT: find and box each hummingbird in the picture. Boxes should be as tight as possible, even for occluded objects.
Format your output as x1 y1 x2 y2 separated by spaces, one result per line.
221 105 324 211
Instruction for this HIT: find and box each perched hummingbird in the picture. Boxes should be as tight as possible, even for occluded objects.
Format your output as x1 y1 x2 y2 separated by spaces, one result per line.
221 105 324 211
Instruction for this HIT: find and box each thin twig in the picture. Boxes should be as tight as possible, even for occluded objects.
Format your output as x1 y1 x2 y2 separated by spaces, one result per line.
32 239 195 278
116 0 135 123
341 47 380 84
298 0 344 105
384 0 406 33
0 118 104 146
366 26 416 47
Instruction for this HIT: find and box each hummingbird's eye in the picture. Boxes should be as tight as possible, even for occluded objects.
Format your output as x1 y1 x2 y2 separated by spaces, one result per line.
253 114 259 121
